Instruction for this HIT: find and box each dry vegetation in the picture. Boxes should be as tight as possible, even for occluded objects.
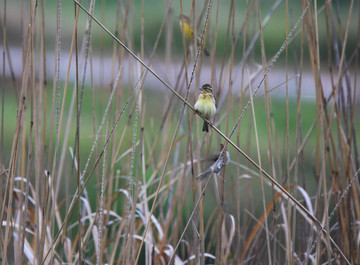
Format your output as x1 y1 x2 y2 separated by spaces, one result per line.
1 0 360 264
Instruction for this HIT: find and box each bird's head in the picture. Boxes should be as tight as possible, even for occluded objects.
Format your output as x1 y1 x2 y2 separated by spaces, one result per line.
178 14 191 24
200 83 213 93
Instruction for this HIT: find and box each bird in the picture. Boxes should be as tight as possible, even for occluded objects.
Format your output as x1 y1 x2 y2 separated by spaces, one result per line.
194 83 216 132
196 144 230 181
178 14 210 56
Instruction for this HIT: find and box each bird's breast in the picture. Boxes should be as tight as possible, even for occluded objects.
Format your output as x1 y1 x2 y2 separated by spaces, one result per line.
179 21 194 41
194 95 216 119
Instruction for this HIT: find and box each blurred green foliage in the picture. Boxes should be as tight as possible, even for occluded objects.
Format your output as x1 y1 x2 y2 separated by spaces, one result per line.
7 0 358 62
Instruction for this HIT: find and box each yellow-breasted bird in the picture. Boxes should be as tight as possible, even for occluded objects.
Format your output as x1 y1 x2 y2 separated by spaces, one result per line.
178 14 210 56
194 84 216 132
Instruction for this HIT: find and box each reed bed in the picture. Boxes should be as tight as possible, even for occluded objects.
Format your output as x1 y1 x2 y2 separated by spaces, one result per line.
1 0 359 264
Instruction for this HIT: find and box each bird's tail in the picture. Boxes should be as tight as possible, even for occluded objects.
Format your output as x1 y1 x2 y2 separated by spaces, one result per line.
202 121 209 132
196 169 211 181
196 35 210 56
204 48 210 56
